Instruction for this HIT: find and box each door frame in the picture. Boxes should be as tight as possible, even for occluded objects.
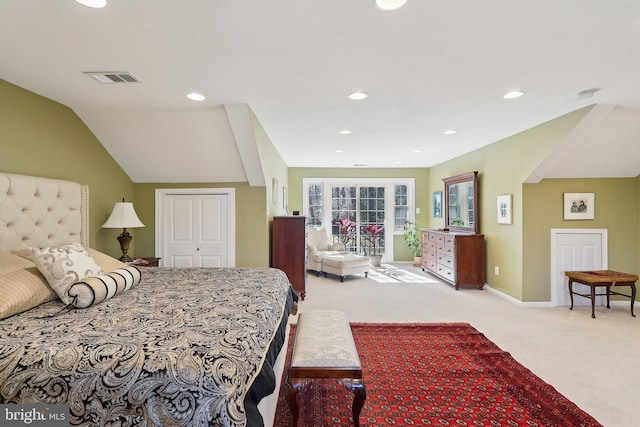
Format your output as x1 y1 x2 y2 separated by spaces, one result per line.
550 228 608 306
155 188 236 267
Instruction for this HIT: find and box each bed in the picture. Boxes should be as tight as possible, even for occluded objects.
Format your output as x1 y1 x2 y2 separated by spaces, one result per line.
0 172 297 427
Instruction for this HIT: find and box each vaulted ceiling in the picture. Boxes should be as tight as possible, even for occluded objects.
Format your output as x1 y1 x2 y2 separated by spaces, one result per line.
1 1 640 183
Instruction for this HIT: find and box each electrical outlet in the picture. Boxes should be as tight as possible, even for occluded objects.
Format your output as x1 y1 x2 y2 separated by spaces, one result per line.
494 266 500 276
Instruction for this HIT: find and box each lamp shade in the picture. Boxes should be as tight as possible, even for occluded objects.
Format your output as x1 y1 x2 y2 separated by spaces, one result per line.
102 202 145 229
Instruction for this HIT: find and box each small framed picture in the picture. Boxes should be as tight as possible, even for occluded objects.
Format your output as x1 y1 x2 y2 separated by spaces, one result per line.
433 191 442 218
497 194 512 224
272 178 278 204
564 193 595 220
282 186 288 209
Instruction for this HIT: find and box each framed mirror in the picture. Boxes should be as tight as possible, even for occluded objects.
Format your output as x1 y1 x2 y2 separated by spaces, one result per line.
443 171 479 234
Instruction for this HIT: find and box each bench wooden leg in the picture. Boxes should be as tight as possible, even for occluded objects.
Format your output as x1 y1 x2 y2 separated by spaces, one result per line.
341 378 367 427
286 379 307 427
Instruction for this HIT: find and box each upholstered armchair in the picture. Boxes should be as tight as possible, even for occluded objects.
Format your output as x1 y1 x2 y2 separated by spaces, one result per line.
307 227 347 275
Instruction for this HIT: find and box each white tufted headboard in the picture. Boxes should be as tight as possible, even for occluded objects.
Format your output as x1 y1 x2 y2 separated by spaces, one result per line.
0 172 89 252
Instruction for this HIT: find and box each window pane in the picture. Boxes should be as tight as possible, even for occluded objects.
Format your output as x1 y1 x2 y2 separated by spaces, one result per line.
393 184 409 231
307 184 323 226
331 186 357 251
359 186 385 256
308 180 412 255
395 206 408 229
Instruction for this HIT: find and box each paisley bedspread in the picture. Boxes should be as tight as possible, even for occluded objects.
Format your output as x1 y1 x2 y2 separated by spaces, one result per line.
0 267 296 427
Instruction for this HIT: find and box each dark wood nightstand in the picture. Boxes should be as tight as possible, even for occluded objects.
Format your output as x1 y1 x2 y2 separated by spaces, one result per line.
130 257 161 267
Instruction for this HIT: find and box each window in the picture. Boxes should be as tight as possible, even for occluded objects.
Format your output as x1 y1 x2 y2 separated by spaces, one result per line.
307 183 323 227
394 184 409 230
359 186 385 256
303 178 415 260
331 186 357 249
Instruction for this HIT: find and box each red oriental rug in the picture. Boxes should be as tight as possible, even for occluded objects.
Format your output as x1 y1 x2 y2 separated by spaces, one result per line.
273 323 602 427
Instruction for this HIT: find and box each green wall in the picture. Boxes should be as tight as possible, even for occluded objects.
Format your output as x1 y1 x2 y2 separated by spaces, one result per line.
428 107 594 299
288 167 430 261
251 108 289 266
0 79 135 257
133 182 268 267
428 106 639 301
523 178 638 301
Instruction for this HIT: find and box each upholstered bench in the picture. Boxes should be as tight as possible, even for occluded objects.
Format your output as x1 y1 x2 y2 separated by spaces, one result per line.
321 253 371 282
287 310 366 427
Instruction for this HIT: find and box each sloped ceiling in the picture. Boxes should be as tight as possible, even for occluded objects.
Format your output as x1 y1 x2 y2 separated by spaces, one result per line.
1 1 640 183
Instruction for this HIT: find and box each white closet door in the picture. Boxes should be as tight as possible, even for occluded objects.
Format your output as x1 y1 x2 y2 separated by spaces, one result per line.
551 229 607 307
162 193 229 267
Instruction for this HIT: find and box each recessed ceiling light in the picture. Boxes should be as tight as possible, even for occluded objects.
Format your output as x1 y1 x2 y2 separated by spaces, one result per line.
443 129 457 135
503 90 525 99
339 130 352 135
395 161 402 164
413 149 423 153
348 92 368 101
375 0 408 11
186 92 205 101
75 0 107 8
334 149 344 153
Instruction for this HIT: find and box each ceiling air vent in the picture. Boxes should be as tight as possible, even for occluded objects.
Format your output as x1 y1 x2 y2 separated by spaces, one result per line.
84 72 141 84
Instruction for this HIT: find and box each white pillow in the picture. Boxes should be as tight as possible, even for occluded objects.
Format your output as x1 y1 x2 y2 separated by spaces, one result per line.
30 242 103 305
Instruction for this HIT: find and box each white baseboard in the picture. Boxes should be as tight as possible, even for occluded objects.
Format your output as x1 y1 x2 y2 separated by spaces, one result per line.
483 284 553 307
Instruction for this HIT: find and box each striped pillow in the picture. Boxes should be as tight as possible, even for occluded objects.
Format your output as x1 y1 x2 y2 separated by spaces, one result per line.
68 266 142 309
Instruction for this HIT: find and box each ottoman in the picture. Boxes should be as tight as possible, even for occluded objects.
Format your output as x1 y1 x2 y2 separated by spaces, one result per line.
321 253 371 282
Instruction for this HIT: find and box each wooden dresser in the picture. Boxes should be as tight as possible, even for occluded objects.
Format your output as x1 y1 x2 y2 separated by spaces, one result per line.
421 229 485 289
272 216 307 299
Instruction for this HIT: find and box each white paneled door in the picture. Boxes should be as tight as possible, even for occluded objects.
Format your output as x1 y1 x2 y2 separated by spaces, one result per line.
156 189 235 268
551 229 607 307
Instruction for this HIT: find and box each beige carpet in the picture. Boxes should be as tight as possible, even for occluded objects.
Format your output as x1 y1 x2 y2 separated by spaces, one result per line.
260 263 639 427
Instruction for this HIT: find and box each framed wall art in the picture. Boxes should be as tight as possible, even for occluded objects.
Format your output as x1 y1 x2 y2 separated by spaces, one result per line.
282 186 288 209
563 192 594 220
433 191 442 218
272 178 278 205
497 194 512 224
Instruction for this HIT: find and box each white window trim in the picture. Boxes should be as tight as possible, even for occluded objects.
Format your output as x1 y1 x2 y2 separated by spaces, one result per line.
302 178 415 262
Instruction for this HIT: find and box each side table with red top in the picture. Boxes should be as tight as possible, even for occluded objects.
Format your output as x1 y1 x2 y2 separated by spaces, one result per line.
565 270 638 318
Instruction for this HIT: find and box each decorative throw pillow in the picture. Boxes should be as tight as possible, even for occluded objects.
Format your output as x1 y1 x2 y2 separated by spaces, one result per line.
68 266 142 308
0 253 57 320
30 242 103 305
17 246 128 272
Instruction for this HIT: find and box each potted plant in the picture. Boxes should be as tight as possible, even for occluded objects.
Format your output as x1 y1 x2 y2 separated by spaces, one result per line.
403 219 422 266
361 223 384 267
332 217 356 249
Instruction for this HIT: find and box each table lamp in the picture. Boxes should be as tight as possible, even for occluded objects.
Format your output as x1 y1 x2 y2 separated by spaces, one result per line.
102 199 145 262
